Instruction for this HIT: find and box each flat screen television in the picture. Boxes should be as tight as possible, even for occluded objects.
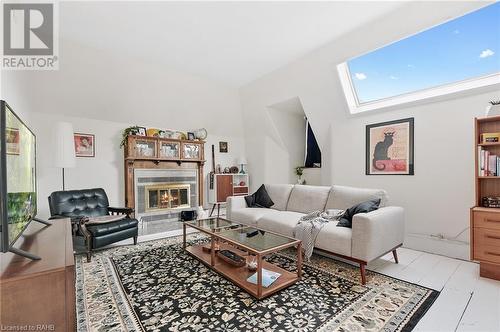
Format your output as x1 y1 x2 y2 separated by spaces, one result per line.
0 100 43 259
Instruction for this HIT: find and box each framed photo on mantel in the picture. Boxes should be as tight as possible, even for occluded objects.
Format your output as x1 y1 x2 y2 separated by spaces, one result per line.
366 118 414 175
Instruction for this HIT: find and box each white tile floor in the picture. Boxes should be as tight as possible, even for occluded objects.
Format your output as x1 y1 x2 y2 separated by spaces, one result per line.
367 248 500 332
111 232 500 332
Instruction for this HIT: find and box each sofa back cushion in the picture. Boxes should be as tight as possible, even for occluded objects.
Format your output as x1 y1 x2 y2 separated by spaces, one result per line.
326 185 388 210
286 185 331 214
264 184 294 211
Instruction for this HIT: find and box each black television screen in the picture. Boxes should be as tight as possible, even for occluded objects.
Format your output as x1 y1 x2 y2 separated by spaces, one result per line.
0 100 37 252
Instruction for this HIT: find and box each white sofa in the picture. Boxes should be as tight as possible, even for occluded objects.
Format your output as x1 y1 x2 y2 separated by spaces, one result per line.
226 184 405 284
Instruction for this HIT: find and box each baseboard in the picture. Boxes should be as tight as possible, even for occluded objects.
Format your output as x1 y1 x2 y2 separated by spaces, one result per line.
404 234 470 260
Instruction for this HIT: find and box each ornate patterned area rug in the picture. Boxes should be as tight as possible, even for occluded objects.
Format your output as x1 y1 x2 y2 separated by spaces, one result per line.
76 235 439 332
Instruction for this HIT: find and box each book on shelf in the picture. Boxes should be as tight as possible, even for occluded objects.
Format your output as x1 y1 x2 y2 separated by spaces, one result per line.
247 268 281 288
478 146 499 176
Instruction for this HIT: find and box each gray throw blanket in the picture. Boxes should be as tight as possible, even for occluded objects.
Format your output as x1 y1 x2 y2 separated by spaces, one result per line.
293 210 344 261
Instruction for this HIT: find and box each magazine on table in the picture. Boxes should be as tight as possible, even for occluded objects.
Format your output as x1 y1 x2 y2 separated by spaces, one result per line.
247 268 281 287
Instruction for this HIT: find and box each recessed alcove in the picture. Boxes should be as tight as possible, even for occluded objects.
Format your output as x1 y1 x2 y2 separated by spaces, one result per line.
267 97 321 184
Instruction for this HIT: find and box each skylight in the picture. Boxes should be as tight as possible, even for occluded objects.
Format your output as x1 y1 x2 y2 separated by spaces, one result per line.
338 3 500 113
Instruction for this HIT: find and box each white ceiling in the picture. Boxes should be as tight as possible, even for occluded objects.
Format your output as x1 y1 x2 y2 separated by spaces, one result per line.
60 1 406 87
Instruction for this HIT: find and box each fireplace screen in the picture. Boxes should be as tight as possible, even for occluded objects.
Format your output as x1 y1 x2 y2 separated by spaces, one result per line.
145 184 190 211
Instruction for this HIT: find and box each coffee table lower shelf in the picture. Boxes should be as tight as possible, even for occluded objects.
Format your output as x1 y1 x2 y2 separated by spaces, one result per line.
185 243 299 299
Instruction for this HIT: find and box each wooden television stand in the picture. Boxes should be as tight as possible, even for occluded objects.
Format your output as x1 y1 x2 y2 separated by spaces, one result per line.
0 218 75 331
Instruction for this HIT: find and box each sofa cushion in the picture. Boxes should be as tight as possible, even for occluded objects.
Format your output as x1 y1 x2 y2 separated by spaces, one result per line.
315 222 352 257
264 184 294 211
230 208 279 226
326 185 388 210
286 185 331 214
256 211 305 237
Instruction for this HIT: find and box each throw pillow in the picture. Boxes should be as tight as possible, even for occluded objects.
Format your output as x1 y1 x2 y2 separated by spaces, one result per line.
244 184 274 208
336 199 380 228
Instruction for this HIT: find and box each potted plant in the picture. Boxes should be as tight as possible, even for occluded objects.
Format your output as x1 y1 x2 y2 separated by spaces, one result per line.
486 100 500 117
120 126 140 148
295 166 305 185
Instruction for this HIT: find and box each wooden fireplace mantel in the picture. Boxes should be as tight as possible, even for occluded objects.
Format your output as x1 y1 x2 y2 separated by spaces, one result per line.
124 135 205 212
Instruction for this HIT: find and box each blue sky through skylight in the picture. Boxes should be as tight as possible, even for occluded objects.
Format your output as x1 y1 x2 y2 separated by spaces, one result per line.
347 3 500 103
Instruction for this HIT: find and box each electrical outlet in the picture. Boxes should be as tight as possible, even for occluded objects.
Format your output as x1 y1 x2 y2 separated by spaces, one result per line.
430 233 445 240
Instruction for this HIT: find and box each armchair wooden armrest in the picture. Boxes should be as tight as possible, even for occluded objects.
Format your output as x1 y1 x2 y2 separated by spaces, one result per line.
108 207 134 217
48 214 68 220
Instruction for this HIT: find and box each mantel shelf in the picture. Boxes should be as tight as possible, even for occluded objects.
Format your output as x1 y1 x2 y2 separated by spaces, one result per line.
478 142 500 146
125 157 206 163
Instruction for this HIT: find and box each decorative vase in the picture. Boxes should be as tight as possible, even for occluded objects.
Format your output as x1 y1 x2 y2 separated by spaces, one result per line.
486 105 500 117
196 206 208 220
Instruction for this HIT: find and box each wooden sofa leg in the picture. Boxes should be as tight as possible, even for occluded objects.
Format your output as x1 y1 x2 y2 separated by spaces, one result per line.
133 236 138 245
392 249 399 264
360 263 367 285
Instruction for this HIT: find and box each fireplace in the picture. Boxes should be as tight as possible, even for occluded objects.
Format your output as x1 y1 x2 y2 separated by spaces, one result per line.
145 184 190 211
133 169 199 225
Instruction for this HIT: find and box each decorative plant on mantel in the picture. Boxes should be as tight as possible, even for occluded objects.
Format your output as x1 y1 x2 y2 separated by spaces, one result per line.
120 126 140 148
486 100 500 117
295 166 305 185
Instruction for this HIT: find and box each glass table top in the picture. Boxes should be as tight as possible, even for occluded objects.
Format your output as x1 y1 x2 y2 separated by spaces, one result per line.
217 227 297 252
185 217 241 231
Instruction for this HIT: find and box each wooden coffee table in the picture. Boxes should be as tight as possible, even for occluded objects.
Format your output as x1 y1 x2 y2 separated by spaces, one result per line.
183 217 302 299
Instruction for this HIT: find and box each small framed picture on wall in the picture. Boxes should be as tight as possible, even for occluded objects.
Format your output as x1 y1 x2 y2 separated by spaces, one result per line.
219 141 228 153
74 133 95 157
366 118 414 175
6 127 20 155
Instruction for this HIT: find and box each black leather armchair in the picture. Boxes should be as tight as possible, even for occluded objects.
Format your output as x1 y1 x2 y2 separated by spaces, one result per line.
48 188 139 262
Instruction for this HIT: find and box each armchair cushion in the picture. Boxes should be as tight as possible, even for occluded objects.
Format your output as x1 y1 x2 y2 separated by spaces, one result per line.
86 218 139 237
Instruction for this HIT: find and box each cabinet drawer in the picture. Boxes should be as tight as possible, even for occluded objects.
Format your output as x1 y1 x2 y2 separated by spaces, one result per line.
474 243 500 264
233 187 248 195
474 228 500 248
473 211 500 231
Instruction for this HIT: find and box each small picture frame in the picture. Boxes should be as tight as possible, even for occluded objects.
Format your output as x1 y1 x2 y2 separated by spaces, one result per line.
137 127 147 136
219 141 228 153
74 133 95 157
187 132 195 140
6 127 20 155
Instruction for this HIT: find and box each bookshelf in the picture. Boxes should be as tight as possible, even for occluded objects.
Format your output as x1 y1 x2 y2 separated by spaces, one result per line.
471 115 500 281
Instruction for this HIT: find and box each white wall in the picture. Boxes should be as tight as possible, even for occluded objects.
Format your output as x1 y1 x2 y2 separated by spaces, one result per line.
267 97 307 183
239 1 497 259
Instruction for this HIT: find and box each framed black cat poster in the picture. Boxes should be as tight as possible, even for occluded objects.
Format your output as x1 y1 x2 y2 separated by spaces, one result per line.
366 118 414 175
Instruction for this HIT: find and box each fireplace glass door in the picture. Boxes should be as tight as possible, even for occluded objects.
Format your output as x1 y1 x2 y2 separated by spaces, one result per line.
146 184 190 211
